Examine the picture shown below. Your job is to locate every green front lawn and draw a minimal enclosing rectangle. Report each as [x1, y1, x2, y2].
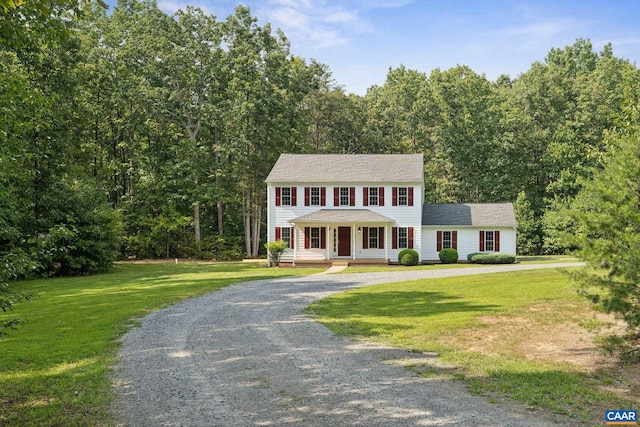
[307, 269, 638, 424]
[0, 262, 322, 426]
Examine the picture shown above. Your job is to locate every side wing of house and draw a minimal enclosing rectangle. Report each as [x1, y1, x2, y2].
[420, 203, 517, 262]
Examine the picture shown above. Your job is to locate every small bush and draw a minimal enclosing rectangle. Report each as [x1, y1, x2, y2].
[467, 252, 484, 261]
[398, 249, 419, 266]
[265, 240, 287, 266]
[439, 248, 458, 264]
[470, 253, 516, 264]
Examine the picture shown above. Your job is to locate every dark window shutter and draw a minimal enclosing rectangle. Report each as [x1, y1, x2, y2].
[392, 227, 398, 249]
[321, 187, 326, 206]
[320, 227, 326, 249]
[479, 231, 485, 251]
[392, 187, 398, 206]
[291, 187, 297, 206]
[408, 227, 414, 249]
[437, 230, 442, 251]
[379, 187, 385, 206]
[495, 230, 500, 252]
[408, 187, 414, 206]
[452, 231, 458, 250]
[304, 187, 310, 206]
[275, 227, 281, 241]
[305, 227, 310, 249]
[379, 227, 385, 249]
[363, 187, 368, 206]
[363, 227, 369, 249]
[276, 187, 281, 206]
[349, 187, 355, 206]
[334, 187, 339, 206]
[290, 228, 295, 249]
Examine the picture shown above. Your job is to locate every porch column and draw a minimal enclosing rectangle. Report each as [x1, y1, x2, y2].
[293, 225, 297, 266]
[326, 226, 330, 260]
[385, 224, 389, 261]
[352, 225, 356, 260]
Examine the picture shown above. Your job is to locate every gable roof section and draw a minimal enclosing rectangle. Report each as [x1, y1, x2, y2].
[265, 154, 424, 183]
[422, 203, 516, 227]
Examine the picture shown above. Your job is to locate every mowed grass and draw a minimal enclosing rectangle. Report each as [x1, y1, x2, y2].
[307, 269, 638, 424]
[0, 261, 322, 426]
[341, 255, 581, 273]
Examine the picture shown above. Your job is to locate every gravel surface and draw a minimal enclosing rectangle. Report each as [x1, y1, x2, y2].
[112, 263, 582, 426]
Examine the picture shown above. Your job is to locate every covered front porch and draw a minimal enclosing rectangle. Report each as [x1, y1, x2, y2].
[288, 209, 394, 263]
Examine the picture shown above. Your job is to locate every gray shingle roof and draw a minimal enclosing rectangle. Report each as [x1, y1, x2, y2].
[290, 209, 394, 223]
[265, 154, 424, 183]
[422, 203, 516, 227]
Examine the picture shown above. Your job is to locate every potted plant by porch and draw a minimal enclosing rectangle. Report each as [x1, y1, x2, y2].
[265, 240, 287, 267]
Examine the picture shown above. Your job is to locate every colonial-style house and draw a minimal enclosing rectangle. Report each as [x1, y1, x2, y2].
[265, 154, 516, 264]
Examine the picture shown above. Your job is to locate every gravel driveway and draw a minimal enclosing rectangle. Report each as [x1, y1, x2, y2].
[112, 263, 581, 426]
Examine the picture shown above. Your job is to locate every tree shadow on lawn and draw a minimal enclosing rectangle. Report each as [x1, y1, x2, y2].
[313, 290, 500, 319]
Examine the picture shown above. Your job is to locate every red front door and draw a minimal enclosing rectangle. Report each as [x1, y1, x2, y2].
[338, 227, 351, 256]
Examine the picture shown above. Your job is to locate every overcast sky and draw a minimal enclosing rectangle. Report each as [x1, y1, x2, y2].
[112, 0, 640, 95]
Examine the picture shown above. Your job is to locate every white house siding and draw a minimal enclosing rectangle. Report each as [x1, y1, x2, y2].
[421, 226, 517, 262]
[268, 183, 423, 262]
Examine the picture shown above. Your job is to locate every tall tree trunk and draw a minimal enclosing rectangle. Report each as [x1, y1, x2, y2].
[217, 200, 223, 237]
[244, 190, 251, 257]
[193, 202, 201, 243]
[251, 191, 261, 257]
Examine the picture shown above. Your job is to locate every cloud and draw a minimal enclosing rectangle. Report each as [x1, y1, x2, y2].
[260, 0, 409, 50]
[157, 0, 214, 16]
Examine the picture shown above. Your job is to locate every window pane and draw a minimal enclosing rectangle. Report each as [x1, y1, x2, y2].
[281, 187, 291, 205]
[442, 231, 452, 249]
[398, 227, 407, 248]
[398, 187, 407, 205]
[281, 228, 291, 248]
[369, 187, 378, 206]
[485, 231, 494, 252]
[311, 227, 320, 248]
[310, 187, 320, 205]
[340, 187, 350, 206]
[368, 227, 378, 249]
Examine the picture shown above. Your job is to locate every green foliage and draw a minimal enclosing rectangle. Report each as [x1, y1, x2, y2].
[513, 192, 542, 255]
[438, 248, 458, 264]
[265, 240, 287, 266]
[470, 254, 516, 264]
[570, 104, 640, 356]
[398, 249, 419, 266]
[466, 252, 484, 261]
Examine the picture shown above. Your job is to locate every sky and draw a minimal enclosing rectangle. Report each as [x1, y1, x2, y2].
[110, 0, 640, 95]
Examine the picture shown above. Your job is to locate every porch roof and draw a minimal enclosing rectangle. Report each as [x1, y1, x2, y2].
[289, 209, 393, 224]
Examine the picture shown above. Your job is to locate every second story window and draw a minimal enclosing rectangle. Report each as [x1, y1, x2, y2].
[334, 187, 355, 206]
[340, 187, 350, 206]
[398, 187, 408, 206]
[369, 187, 378, 206]
[276, 187, 296, 206]
[281, 187, 291, 206]
[392, 186, 413, 206]
[310, 187, 320, 206]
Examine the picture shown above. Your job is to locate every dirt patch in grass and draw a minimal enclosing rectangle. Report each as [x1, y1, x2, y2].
[458, 312, 640, 403]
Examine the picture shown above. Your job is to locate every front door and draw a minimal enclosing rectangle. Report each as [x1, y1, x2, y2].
[338, 227, 351, 256]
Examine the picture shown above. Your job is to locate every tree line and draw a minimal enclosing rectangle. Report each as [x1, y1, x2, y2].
[2, 0, 640, 272]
